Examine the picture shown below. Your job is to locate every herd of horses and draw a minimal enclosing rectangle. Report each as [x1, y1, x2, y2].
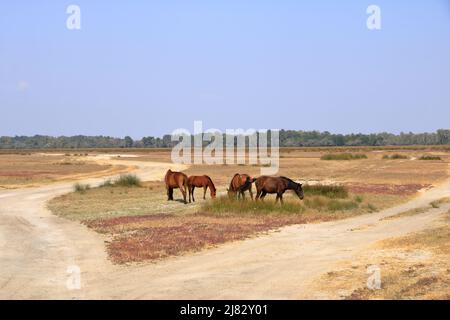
[164, 169, 304, 204]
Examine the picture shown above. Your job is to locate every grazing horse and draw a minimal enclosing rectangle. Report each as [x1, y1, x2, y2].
[187, 175, 217, 202]
[254, 176, 304, 203]
[164, 169, 189, 204]
[227, 173, 256, 200]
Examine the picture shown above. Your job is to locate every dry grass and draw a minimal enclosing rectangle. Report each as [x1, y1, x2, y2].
[0, 153, 125, 188]
[380, 207, 429, 221]
[48, 182, 196, 221]
[311, 212, 450, 299]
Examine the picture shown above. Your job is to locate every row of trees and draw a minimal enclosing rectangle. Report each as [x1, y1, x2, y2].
[1, 130, 449, 149]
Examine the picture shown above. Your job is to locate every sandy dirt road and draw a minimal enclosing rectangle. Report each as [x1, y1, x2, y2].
[0, 155, 449, 299]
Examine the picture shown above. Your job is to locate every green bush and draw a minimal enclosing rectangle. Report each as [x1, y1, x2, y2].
[383, 154, 408, 160]
[114, 174, 142, 187]
[99, 179, 113, 187]
[418, 155, 441, 161]
[320, 153, 367, 161]
[73, 183, 90, 194]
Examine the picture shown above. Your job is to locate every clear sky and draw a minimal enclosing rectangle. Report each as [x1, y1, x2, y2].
[1, 0, 449, 138]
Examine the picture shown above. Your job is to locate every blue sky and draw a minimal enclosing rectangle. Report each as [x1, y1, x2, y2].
[1, 0, 449, 138]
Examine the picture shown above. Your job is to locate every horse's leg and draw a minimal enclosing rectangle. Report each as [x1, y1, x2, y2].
[260, 191, 267, 201]
[255, 189, 261, 201]
[179, 182, 187, 204]
[167, 187, 173, 201]
[191, 186, 195, 202]
[248, 186, 254, 200]
[203, 186, 207, 200]
[181, 187, 187, 204]
[278, 193, 284, 204]
[188, 185, 192, 203]
[241, 190, 245, 200]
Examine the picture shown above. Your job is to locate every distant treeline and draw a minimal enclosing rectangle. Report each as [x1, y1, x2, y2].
[1, 130, 449, 149]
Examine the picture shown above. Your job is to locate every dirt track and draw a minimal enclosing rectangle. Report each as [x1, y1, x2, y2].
[0, 155, 449, 299]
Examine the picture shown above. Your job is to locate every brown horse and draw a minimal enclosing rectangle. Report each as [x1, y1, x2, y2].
[227, 173, 256, 200]
[164, 169, 189, 204]
[254, 176, 304, 203]
[187, 175, 217, 202]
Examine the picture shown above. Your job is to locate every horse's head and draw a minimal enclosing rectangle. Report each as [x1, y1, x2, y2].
[211, 189, 217, 198]
[295, 183, 304, 200]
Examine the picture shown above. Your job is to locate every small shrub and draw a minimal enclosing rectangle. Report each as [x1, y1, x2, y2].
[74, 183, 90, 194]
[354, 195, 364, 203]
[114, 174, 141, 187]
[367, 203, 377, 212]
[419, 155, 441, 161]
[383, 154, 408, 160]
[321, 153, 367, 161]
[303, 184, 349, 199]
[100, 179, 113, 187]
[430, 201, 439, 209]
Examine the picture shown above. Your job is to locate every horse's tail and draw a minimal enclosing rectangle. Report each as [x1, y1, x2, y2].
[239, 176, 255, 191]
[184, 175, 189, 190]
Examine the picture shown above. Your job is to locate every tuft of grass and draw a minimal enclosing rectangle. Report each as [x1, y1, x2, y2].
[326, 199, 359, 211]
[320, 153, 367, 161]
[430, 201, 440, 209]
[202, 195, 360, 216]
[201, 197, 305, 216]
[418, 155, 441, 161]
[113, 174, 141, 187]
[99, 179, 113, 187]
[303, 184, 349, 199]
[383, 154, 408, 160]
[73, 183, 90, 194]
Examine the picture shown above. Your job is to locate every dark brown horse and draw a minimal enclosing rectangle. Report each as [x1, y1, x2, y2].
[187, 175, 216, 202]
[254, 176, 304, 203]
[227, 173, 256, 200]
[164, 169, 189, 204]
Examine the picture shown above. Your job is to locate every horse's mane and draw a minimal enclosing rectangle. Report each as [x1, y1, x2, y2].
[204, 175, 216, 191]
[280, 176, 299, 187]
[280, 176, 295, 183]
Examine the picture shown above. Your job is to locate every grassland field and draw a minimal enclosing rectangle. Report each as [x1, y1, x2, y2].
[1, 146, 449, 299]
[34, 147, 448, 264]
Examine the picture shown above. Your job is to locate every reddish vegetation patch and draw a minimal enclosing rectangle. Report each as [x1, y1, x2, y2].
[346, 183, 430, 195]
[85, 214, 339, 264]
[0, 171, 53, 177]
